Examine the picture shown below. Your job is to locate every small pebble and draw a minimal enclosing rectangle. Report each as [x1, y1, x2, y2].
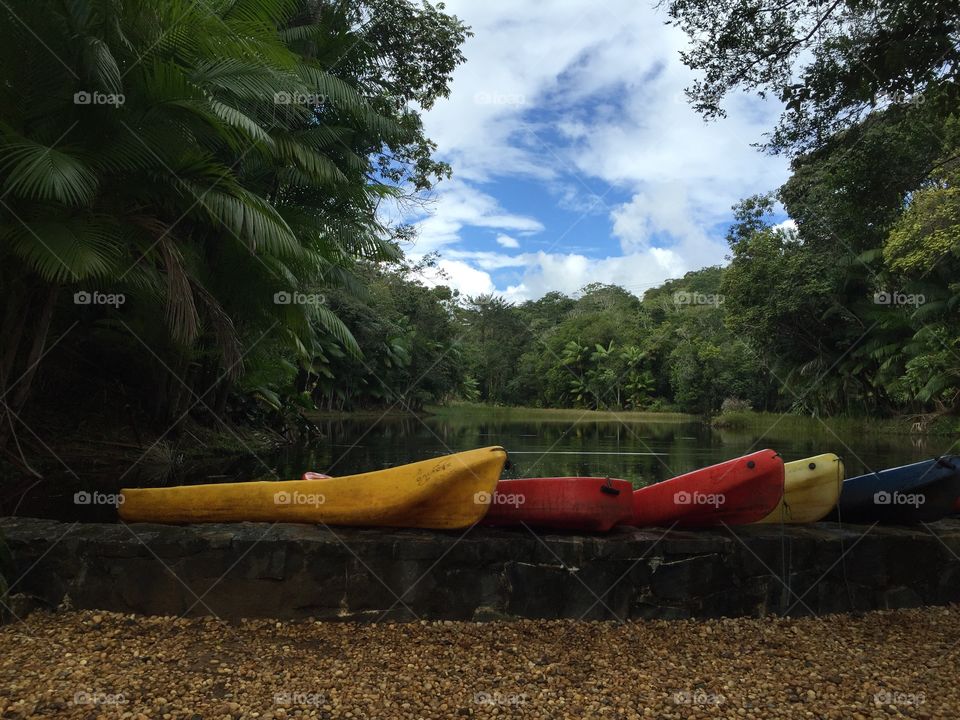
[0, 607, 957, 718]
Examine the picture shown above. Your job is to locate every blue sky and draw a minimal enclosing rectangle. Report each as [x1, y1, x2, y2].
[389, 0, 791, 301]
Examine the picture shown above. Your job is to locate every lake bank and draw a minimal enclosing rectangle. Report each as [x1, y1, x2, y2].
[711, 409, 960, 437]
[335, 402, 957, 440]
[431, 404, 957, 437]
[428, 403, 694, 423]
[3, 606, 958, 719]
[0, 413, 288, 485]
[0, 404, 292, 514]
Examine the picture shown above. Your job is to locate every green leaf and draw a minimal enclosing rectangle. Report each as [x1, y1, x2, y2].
[4, 217, 124, 282]
[0, 139, 98, 206]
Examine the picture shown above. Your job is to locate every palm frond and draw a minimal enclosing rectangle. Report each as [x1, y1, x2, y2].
[3, 217, 124, 282]
[81, 35, 123, 95]
[178, 179, 302, 258]
[0, 139, 98, 206]
[156, 234, 200, 344]
[273, 134, 348, 185]
[208, 99, 275, 147]
[191, 279, 244, 375]
[191, 58, 287, 100]
[310, 302, 361, 357]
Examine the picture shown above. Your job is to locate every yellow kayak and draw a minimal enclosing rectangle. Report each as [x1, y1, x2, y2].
[119, 447, 507, 529]
[754, 453, 844, 524]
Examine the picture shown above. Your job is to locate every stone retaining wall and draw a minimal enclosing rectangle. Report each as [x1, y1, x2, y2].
[3, 517, 959, 621]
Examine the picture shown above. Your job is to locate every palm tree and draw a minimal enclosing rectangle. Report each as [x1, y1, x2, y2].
[0, 0, 440, 445]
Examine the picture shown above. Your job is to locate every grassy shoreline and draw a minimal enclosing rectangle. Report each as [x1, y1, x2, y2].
[302, 408, 422, 422]
[427, 403, 693, 423]
[711, 409, 960, 436]
[307, 403, 958, 437]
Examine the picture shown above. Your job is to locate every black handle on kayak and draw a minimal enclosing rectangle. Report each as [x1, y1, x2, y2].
[600, 478, 621, 496]
[747, 460, 756, 469]
[936, 457, 956, 470]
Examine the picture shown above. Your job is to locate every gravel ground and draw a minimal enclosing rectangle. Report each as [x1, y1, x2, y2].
[0, 607, 958, 719]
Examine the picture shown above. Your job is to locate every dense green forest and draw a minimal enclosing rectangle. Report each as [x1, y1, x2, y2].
[1, 0, 958, 467]
[0, 0, 471, 459]
[311, 262, 769, 416]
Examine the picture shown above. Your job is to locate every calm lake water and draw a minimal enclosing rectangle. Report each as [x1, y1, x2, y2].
[8, 410, 953, 522]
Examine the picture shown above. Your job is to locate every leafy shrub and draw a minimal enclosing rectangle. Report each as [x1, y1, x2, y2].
[721, 397, 753, 413]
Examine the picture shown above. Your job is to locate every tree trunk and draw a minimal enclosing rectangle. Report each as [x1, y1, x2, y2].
[8, 285, 58, 414]
[294, 366, 309, 393]
[158, 354, 191, 425]
[0, 285, 57, 451]
[213, 377, 231, 418]
[0, 282, 28, 392]
[173, 361, 199, 421]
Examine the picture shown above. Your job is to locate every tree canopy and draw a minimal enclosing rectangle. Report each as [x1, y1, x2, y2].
[0, 0, 469, 450]
[667, 0, 959, 153]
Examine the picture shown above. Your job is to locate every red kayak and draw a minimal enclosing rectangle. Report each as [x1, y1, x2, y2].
[482, 477, 634, 531]
[630, 450, 784, 528]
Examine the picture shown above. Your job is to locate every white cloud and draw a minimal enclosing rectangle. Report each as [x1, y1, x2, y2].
[610, 184, 711, 253]
[773, 218, 797, 234]
[406, 180, 544, 255]
[419, 2, 632, 182]
[444, 248, 526, 271]
[420, 259, 496, 297]
[502, 249, 687, 303]
[400, 0, 789, 301]
[413, 246, 695, 304]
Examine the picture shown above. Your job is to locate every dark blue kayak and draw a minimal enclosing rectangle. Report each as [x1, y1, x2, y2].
[827, 456, 960, 524]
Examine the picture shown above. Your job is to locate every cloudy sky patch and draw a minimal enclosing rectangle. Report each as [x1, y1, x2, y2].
[399, 0, 790, 301]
